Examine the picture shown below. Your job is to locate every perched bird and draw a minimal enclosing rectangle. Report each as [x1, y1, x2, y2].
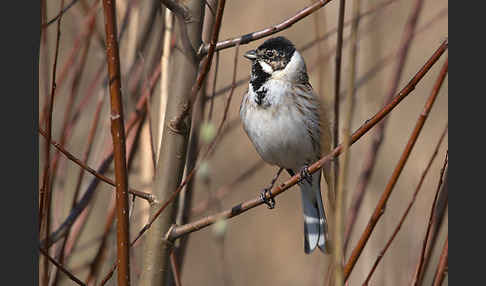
[240, 36, 333, 254]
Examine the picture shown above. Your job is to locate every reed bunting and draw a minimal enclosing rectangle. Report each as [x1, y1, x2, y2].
[240, 36, 333, 254]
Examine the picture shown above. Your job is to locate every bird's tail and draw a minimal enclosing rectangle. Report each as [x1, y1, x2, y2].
[292, 169, 330, 254]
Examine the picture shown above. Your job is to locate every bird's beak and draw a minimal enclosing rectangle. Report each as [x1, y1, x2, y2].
[244, 49, 257, 60]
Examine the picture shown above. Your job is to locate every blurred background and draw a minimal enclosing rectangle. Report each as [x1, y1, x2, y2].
[39, 0, 448, 285]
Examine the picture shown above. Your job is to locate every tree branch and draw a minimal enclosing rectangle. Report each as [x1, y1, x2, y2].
[343, 56, 448, 282]
[101, 0, 132, 282]
[198, 0, 335, 56]
[166, 40, 448, 241]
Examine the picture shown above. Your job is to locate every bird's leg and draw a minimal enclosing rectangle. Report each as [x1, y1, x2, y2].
[260, 167, 284, 209]
[299, 164, 313, 185]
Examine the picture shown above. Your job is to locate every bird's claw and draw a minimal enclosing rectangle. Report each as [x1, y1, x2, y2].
[300, 165, 313, 185]
[260, 188, 275, 209]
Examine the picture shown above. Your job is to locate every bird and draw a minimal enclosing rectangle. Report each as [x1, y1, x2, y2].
[239, 36, 334, 254]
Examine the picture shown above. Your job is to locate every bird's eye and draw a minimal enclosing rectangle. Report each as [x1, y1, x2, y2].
[265, 50, 275, 58]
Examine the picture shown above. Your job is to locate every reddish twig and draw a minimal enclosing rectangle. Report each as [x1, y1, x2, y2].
[40, 1, 65, 284]
[53, 93, 105, 286]
[333, 0, 345, 187]
[343, 55, 447, 282]
[99, 42, 241, 286]
[411, 151, 449, 286]
[85, 198, 116, 286]
[166, 40, 447, 241]
[44, 57, 161, 249]
[101, 0, 132, 283]
[198, 0, 335, 55]
[38, 128, 153, 201]
[362, 123, 448, 285]
[431, 236, 448, 286]
[343, 0, 427, 252]
[39, 247, 86, 286]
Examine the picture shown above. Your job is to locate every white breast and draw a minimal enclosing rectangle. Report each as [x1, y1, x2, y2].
[240, 80, 316, 170]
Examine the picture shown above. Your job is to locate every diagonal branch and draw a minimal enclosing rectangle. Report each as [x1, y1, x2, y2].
[362, 124, 448, 285]
[39, 247, 86, 286]
[38, 128, 154, 202]
[343, 57, 448, 282]
[431, 236, 448, 286]
[411, 152, 449, 286]
[198, 0, 335, 56]
[344, 0, 427, 251]
[166, 39, 448, 241]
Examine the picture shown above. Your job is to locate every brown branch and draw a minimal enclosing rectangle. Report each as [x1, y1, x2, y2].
[171, 0, 226, 132]
[166, 40, 448, 241]
[44, 55, 161, 249]
[343, 56, 448, 282]
[39, 247, 86, 286]
[210, 0, 434, 101]
[334, 0, 361, 283]
[101, 0, 131, 283]
[102, 40, 240, 286]
[40, 1, 65, 284]
[137, 0, 206, 284]
[411, 152, 449, 286]
[85, 198, 116, 286]
[343, 0, 427, 252]
[333, 0, 345, 194]
[362, 124, 448, 285]
[198, 0, 335, 56]
[38, 128, 154, 202]
[431, 236, 448, 286]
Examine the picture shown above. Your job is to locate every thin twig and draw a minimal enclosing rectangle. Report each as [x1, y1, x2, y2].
[362, 124, 448, 285]
[343, 56, 448, 282]
[40, 1, 65, 284]
[166, 40, 447, 241]
[85, 198, 116, 286]
[334, 0, 361, 284]
[39, 247, 86, 286]
[44, 57, 161, 248]
[333, 0, 345, 194]
[343, 0, 427, 252]
[198, 0, 335, 55]
[411, 151, 449, 286]
[38, 128, 154, 202]
[431, 236, 448, 286]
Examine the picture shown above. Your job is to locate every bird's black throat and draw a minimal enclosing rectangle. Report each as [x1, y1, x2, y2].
[250, 61, 270, 93]
[250, 61, 270, 105]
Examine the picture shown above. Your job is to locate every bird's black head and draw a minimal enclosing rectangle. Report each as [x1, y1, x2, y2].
[245, 37, 297, 92]
[244, 36, 296, 71]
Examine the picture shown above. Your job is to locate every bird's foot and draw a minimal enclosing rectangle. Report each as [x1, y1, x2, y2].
[300, 165, 313, 185]
[260, 188, 275, 209]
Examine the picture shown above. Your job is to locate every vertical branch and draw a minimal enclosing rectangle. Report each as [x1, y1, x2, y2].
[343, 57, 448, 282]
[344, 0, 426, 251]
[362, 124, 448, 285]
[101, 0, 131, 284]
[431, 236, 448, 286]
[139, 0, 206, 285]
[40, 1, 65, 285]
[411, 152, 449, 286]
[334, 0, 360, 284]
[157, 9, 174, 159]
[333, 0, 346, 185]
[174, 1, 217, 275]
